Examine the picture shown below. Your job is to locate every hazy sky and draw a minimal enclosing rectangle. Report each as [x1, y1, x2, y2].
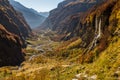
[15, 0, 64, 12]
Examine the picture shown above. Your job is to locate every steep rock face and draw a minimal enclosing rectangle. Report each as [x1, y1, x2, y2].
[9, 0, 46, 28]
[0, 0, 31, 47]
[0, 0, 31, 66]
[40, 0, 101, 33]
[0, 24, 24, 66]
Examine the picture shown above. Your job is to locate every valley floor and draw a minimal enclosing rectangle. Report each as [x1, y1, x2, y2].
[0, 30, 120, 80]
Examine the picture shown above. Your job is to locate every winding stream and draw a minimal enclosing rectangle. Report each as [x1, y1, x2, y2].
[27, 36, 54, 61]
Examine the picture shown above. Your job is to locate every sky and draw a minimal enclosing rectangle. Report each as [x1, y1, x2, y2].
[15, 0, 64, 12]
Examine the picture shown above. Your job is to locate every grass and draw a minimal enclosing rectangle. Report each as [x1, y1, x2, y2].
[1, 27, 120, 80]
[77, 36, 120, 80]
[0, 67, 12, 79]
[0, 33, 83, 80]
[0, 36, 119, 80]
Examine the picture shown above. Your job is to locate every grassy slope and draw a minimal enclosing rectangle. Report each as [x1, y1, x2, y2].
[0, 29, 119, 80]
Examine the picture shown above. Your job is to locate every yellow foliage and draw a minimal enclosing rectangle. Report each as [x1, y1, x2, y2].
[116, 11, 120, 19]
[67, 38, 82, 49]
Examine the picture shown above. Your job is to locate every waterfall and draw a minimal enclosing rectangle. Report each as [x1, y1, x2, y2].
[88, 17, 102, 51]
[97, 18, 102, 39]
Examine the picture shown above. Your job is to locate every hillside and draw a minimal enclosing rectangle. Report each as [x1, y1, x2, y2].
[0, 0, 31, 66]
[39, 0, 102, 35]
[9, 0, 46, 28]
[39, 0, 120, 63]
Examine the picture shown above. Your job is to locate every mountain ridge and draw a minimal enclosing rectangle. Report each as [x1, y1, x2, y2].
[39, 0, 102, 32]
[9, 0, 46, 28]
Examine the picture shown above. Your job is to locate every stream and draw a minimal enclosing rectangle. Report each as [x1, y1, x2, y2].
[27, 36, 54, 62]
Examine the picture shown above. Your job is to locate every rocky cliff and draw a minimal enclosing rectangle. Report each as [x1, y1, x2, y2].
[0, 24, 24, 66]
[0, 0, 31, 66]
[40, 0, 102, 33]
[0, 0, 32, 46]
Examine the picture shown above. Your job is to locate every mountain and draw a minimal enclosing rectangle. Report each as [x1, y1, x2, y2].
[0, 0, 31, 66]
[39, 0, 102, 33]
[28, 8, 49, 17]
[39, 0, 120, 62]
[39, 12, 49, 17]
[9, 0, 46, 28]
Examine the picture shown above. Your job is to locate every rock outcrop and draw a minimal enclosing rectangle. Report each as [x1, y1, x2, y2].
[0, 0, 32, 47]
[0, 24, 24, 66]
[0, 0, 32, 66]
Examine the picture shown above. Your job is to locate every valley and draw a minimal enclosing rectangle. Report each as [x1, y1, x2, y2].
[0, 29, 120, 80]
[0, 30, 80, 80]
[0, 0, 120, 80]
